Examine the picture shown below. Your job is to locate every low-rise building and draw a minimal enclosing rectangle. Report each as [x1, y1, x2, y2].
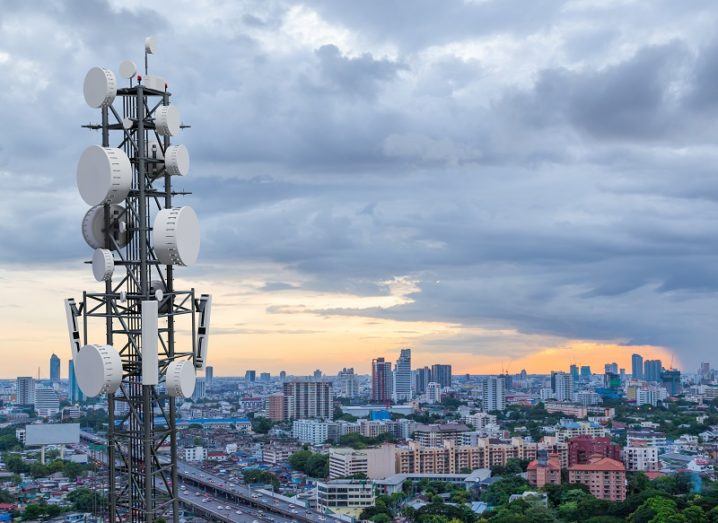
[183, 447, 207, 462]
[623, 445, 659, 472]
[293, 419, 330, 445]
[626, 431, 667, 448]
[316, 479, 375, 513]
[328, 445, 397, 479]
[544, 402, 588, 418]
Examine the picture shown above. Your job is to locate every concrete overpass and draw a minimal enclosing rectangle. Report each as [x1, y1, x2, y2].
[79, 431, 344, 522]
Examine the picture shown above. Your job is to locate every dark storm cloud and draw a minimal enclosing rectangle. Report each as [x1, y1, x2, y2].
[2, 0, 718, 367]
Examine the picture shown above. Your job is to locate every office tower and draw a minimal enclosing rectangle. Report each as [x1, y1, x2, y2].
[205, 366, 214, 386]
[393, 348, 412, 402]
[644, 360, 662, 383]
[699, 362, 710, 379]
[260, 372, 271, 382]
[569, 365, 579, 387]
[604, 372, 621, 390]
[279, 370, 287, 381]
[552, 372, 573, 402]
[68, 360, 84, 404]
[482, 376, 506, 412]
[580, 366, 592, 380]
[35, 386, 60, 417]
[16, 377, 35, 406]
[337, 368, 358, 398]
[431, 364, 452, 389]
[631, 354, 643, 379]
[49, 354, 61, 383]
[604, 362, 618, 375]
[414, 366, 432, 395]
[192, 378, 206, 400]
[245, 370, 256, 382]
[661, 370, 682, 396]
[371, 357, 393, 403]
[313, 369, 323, 379]
[283, 381, 333, 420]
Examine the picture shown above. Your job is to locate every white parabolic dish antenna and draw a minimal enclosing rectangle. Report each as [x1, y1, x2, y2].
[92, 248, 114, 282]
[119, 59, 137, 79]
[77, 145, 132, 205]
[153, 206, 200, 266]
[83, 67, 117, 108]
[82, 204, 133, 250]
[165, 145, 190, 176]
[75, 344, 123, 397]
[145, 36, 157, 54]
[155, 105, 181, 136]
[166, 360, 196, 398]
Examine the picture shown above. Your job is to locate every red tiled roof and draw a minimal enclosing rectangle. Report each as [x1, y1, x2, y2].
[568, 456, 625, 472]
[527, 455, 561, 471]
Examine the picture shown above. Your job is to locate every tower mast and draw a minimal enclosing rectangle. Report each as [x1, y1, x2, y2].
[65, 37, 212, 522]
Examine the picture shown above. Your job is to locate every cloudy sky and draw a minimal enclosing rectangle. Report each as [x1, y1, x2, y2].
[2, 0, 717, 378]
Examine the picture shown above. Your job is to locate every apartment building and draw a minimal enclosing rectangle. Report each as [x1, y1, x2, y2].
[568, 456, 626, 501]
[623, 445, 659, 472]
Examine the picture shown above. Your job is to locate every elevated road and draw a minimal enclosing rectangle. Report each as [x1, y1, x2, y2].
[79, 431, 342, 522]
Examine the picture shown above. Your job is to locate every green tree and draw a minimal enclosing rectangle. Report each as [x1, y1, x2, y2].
[481, 475, 529, 506]
[629, 496, 681, 523]
[251, 416, 273, 434]
[288, 450, 328, 478]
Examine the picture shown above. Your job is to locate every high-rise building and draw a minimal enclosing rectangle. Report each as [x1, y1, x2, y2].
[482, 376, 506, 412]
[631, 354, 643, 379]
[267, 393, 286, 421]
[283, 381, 333, 420]
[604, 362, 618, 375]
[245, 370, 256, 382]
[280, 370, 287, 381]
[337, 368, 358, 398]
[205, 366, 214, 386]
[699, 362, 711, 379]
[68, 360, 84, 404]
[313, 369, 323, 379]
[371, 358, 393, 403]
[661, 370, 682, 396]
[580, 366, 592, 380]
[49, 354, 61, 383]
[192, 378, 206, 400]
[644, 360, 662, 383]
[393, 348, 412, 402]
[431, 364, 452, 389]
[426, 382, 442, 404]
[569, 365, 579, 387]
[552, 372, 573, 402]
[260, 372, 271, 382]
[35, 386, 60, 417]
[414, 367, 431, 394]
[16, 377, 35, 406]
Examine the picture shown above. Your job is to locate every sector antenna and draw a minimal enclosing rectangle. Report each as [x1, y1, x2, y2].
[64, 37, 212, 522]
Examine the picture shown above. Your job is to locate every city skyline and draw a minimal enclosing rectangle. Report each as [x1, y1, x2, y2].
[1, 1, 717, 378]
[18, 346, 692, 382]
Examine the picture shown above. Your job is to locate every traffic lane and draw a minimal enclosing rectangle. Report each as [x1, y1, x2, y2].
[178, 487, 297, 523]
[178, 463, 334, 521]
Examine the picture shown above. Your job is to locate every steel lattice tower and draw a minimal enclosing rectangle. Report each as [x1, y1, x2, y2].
[64, 39, 211, 522]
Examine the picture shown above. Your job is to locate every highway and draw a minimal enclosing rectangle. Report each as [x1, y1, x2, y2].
[79, 431, 343, 522]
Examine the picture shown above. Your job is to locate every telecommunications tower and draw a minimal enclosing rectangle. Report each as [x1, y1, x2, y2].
[64, 37, 212, 522]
